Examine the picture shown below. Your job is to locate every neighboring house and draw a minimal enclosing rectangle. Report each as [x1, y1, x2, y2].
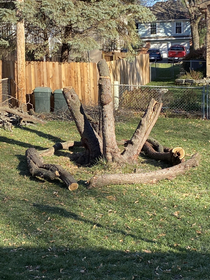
[137, 0, 191, 58]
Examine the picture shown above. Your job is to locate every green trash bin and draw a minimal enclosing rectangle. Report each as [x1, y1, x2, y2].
[54, 89, 68, 113]
[34, 87, 52, 113]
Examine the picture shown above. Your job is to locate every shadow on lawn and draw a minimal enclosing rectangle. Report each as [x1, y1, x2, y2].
[1, 189, 210, 279]
[0, 126, 65, 151]
[1, 198, 209, 279]
[32, 203, 153, 243]
[1, 246, 209, 280]
[21, 126, 64, 144]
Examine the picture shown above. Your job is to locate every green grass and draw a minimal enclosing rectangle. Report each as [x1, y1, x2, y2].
[148, 62, 181, 86]
[1, 117, 210, 280]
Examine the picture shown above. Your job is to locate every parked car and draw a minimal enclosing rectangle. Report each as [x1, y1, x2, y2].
[168, 45, 186, 62]
[147, 49, 162, 62]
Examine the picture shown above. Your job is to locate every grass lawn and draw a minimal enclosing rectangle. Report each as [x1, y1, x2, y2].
[0, 115, 210, 280]
[148, 62, 181, 86]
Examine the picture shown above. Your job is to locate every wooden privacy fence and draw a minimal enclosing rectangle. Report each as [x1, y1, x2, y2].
[1, 54, 149, 107]
[108, 54, 150, 86]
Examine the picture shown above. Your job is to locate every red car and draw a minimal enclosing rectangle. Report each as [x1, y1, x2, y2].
[168, 45, 187, 62]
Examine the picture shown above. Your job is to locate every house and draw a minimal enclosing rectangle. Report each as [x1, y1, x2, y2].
[137, 0, 191, 58]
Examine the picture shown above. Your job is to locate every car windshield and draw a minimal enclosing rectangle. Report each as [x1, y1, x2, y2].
[170, 46, 184, 51]
[148, 49, 159, 53]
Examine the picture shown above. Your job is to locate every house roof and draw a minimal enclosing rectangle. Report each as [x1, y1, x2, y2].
[150, 0, 190, 20]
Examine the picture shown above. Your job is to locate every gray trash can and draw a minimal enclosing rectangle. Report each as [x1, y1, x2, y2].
[54, 89, 68, 112]
[34, 87, 52, 113]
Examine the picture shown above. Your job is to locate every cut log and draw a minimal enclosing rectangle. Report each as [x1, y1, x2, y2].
[0, 106, 46, 124]
[39, 141, 82, 157]
[142, 141, 185, 165]
[147, 137, 164, 153]
[26, 148, 78, 190]
[88, 153, 200, 188]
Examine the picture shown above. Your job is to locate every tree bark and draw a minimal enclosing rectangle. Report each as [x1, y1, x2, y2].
[97, 59, 122, 163]
[61, 43, 69, 62]
[26, 148, 78, 190]
[142, 141, 185, 165]
[0, 106, 46, 124]
[121, 98, 162, 163]
[88, 153, 200, 188]
[63, 87, 102, 164]
[190, 18, 202, 50]
[16, 0, 26, 106]
[183, 0, 203, 50]
[39, 141, 82, 157]
[61, 25, 72, 62]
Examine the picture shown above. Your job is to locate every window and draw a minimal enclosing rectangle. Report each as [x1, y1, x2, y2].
[150, 23, 156, 34]
[176, 22, 182, 34]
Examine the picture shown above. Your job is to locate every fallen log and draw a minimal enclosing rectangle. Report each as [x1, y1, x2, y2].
[39, 141, 82, 157]
[0, 106, 46, 131]
[142, 141, 185, 165]
[0, 106, 46, 124]
[88, 153, 200, 188]
[26, 148, 78, 190]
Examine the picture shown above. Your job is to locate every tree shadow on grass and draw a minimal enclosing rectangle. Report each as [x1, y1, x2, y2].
[21, 126, 65, 143]
[0, 136, 37, 150]
[32, 203, 153, 243]
[1, 185, 210, 280]
[0, 246, 209, 280]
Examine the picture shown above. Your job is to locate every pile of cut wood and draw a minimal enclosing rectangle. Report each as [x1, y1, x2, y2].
[0, 106, 45, 131]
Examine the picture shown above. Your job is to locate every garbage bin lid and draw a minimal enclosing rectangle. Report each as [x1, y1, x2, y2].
[53, 89, 63, 94]
[33, 87, 52, 93]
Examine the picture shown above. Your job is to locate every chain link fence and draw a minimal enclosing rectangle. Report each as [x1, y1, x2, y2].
[150, 60, 206, 81]
[113, 84, 205, 118]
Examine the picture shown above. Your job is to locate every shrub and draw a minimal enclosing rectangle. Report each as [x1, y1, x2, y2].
[179, 69, 204, 80]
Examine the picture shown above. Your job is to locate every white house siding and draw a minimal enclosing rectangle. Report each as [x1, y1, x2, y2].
[138, 20, 191, 58]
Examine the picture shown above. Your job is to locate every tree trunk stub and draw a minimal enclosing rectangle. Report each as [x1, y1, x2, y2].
[63, 87, 102, 164]
[121, 98, 162, 163]
[97, 59, 121, 163]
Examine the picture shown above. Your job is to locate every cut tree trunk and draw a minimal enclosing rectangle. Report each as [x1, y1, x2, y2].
[63, 86, 102, 164]
[88, 153, 200, 188]
[142, 141, 185, 165]
[62, 59, 163, 165]
[97, 59, 121, 162]
[121, 98, 162, 163]
[26, 147, 78, 191]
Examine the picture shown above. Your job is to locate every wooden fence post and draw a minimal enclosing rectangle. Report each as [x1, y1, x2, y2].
[16, 0, 26, 107]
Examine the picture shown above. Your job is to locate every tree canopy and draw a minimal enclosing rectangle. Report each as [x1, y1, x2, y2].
[0, 0, 155, 61]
